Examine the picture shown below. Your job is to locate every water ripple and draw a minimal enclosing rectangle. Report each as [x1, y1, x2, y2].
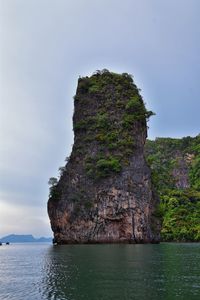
[0, 243, 200, 300]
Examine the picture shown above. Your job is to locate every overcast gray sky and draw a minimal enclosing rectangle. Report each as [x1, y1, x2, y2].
[0, 0, 199, 237]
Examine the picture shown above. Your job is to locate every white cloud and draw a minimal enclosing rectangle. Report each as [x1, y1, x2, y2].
[0, 199, 52, 237]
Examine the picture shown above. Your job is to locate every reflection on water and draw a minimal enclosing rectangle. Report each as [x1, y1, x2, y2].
[0, 243, 200, 299]
[42, 243, 200, 300]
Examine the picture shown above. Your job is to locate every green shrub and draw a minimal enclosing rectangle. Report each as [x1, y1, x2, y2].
[96, 157, 121, 177]
[190, 157, 200, 190]
[48, 177, 60, 201]
[73, 119, 88, 130]
[125, 96, 141, 111]
[122, 114, 137, 128]
[96, 113, 109, 129]
[78, 78, 90, 93]
[116, 100, 125, 108]
[108, 143, 118, 150]
[85, 155, 122, 179]
[118, 137, 134, 148]
[88, 83, 101, 93]
[125, 96, 154, 121]
[74, 116, 96, 131]
[48, 177, 58, 187]
[95, 131, 119, 143]
[158, 190, 200, 241]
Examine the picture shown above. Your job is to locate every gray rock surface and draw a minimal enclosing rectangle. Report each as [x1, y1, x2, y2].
[48, 71, 160, 244]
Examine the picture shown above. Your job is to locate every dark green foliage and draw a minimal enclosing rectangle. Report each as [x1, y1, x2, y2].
[48, 177, 58, 187]
[73, 119, 88, 130]
[145, 110, 155, 119]
[73, 116, 96, 131]
[77, 69, 134, 95]
[125, 95, 141, 111]
[122, 114, 137, 129]
[118, 136, 134, 148]
[78, 78, 91, 93]
[88, 84, 101, 93]
[190, 158, 200, 190]
[49, 186, 61, 201]
[159, 190, 200, 241]
[86, 155, 122, 179]
[58, 167, 66, 176]
[145, 135, 200, 241]
[96, 157, 121, 177]
[96, 113, 109, 129]
[116, 100, 125, 108]
[95, 131, 118, 143]
[123, 96, 154, 129]
[48, 177, 62, 201]
[189, 142, 200, 190]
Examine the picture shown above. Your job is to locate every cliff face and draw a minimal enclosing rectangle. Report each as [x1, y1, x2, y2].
[145, 137, 200, 191]
[145, 136, 200, 241]
[48, 70, 160, 244]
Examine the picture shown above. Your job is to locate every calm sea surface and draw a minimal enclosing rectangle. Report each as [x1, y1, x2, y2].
[0, 243, 199, 300]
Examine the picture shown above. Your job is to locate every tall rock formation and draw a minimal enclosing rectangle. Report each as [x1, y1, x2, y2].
[48, 70, 160, 244]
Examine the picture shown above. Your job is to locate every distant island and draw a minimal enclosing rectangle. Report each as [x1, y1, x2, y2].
[0, 234, 52, 243]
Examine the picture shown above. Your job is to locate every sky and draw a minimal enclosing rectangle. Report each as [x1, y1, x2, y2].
[0, 0, 199, 237]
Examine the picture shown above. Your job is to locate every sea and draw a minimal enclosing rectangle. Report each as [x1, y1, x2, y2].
[0, 243, 199, 300]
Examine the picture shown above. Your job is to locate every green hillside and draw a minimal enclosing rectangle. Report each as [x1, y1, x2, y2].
[145, 135, 200, 241]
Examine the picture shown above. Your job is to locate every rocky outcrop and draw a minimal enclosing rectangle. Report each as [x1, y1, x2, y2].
[145, 137, 199, 191]
[171, 151, 190, 189]
[145, 135, 200, 242]
[48, 70, 160, 244]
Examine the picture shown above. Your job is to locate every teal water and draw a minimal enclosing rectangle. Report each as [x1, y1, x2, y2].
[0, 243, 199, 300]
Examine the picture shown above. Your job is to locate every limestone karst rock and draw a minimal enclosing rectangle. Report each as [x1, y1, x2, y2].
[48, 70, 160, 244]
[145, 135, 200, 242]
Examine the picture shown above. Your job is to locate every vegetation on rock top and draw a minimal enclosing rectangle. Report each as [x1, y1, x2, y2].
[73, 69, 154, 180]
